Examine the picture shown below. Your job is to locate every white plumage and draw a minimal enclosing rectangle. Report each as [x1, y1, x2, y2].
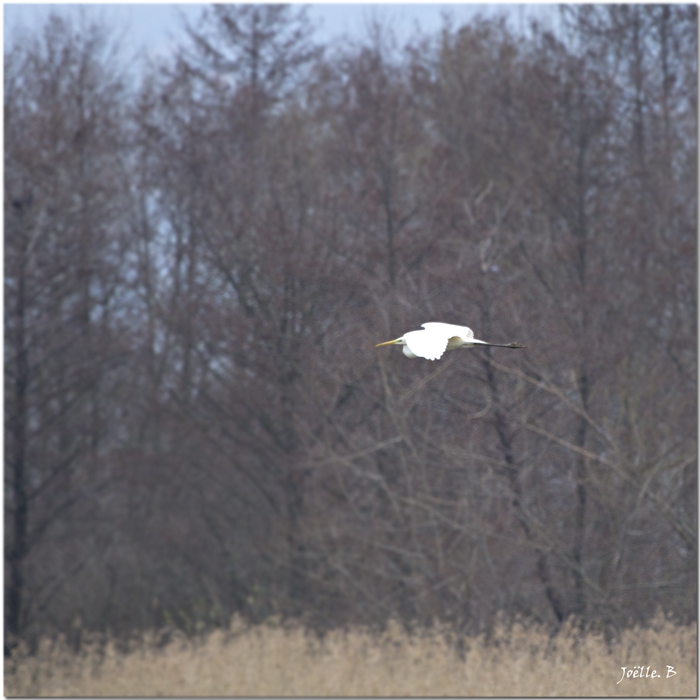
[376, 322, 524, 361]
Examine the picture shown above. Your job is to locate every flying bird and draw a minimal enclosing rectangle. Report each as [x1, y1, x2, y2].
[376, 322, 525, 361]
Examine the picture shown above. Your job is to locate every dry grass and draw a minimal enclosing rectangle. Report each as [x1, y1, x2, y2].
[5, 615, 696, 697]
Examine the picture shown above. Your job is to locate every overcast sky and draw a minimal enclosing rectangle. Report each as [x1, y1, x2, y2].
[4, 4, 559, 62]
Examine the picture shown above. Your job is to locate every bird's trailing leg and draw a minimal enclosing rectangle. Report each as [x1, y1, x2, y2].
[496, 342, 526, 349]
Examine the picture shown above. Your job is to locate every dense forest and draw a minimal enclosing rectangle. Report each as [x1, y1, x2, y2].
[5, 5, 697, 653]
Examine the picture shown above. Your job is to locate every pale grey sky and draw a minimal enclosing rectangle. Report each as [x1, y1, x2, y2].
[4, 4, 559, 62]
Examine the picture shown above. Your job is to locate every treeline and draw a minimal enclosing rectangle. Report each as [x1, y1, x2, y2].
[5, 5, 697, 652]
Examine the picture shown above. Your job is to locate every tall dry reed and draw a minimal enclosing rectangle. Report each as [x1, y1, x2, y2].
[5, 615, 696, 697]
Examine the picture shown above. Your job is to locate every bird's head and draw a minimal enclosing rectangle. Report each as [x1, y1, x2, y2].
[376, 336, 418, 358]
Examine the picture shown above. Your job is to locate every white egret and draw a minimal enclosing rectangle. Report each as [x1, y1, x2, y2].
[376, 322, 525, 360]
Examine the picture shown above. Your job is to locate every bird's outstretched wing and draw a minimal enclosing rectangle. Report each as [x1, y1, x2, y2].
[422, 322, 474, 340]
[404, 329, 450, 360]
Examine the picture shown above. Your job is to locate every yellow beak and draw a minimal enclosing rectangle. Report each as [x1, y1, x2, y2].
[375, 338, 401, 347]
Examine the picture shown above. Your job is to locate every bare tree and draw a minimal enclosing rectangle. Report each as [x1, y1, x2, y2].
[4, 5, 696, 649]
[4, 14, 133, 649]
